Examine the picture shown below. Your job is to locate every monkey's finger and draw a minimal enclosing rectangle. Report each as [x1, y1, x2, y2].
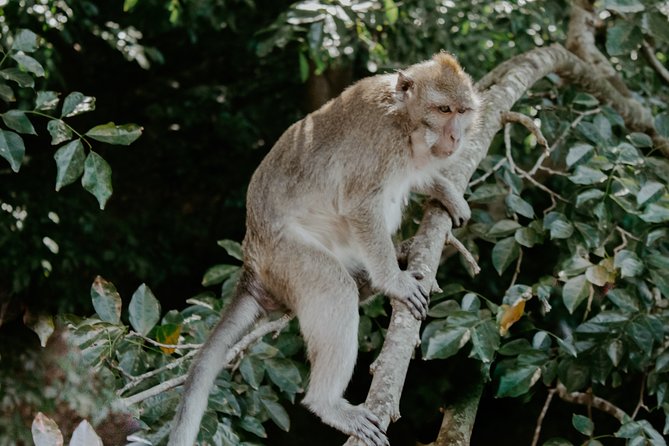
[412, 270, 425, 280]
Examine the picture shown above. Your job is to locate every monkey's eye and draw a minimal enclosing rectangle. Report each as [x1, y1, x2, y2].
[437, 105, 452, 113]
[458, 107, 468, 114]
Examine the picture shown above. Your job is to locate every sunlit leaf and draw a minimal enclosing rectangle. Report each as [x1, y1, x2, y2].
[61, 92, 96, 118]
[47, 119, 72, 145]
[31, 412, 63, 446]
[155, 324, 181, 354]
[85, 122, 142, 145]
[11, 53, 45, 77]
[23, 312, 55, 348]
[562, 275, 590, 314]
[217, 239, 243, 261]
[69, 420, 102, 446]
[35, 91, 59, 110]
[12, 29, 39, 53]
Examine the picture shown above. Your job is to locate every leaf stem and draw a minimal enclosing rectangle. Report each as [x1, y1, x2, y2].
[25, 110, 93, 149]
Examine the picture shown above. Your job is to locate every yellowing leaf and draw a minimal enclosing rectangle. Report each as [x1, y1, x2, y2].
[499, 299, 526, 336]
[155, 324, 181, 354]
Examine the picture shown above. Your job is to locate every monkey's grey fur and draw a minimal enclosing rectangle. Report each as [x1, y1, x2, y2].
[169, 52, 480, 446]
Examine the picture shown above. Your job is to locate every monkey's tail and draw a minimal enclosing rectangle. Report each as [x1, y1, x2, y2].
[168, 280, 264, 446]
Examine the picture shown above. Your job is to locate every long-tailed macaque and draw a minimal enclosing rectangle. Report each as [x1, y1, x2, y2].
[169, 52, 480, 446]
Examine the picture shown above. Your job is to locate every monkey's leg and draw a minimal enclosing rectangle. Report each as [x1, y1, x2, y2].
[270, 239, 389, 446]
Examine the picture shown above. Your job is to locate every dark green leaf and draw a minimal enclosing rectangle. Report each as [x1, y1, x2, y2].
[629, 320, 654, 355]
[533, 331, 552, 351]
[2, 110, 36, 135]
[492, 236, 520, 275]
[47, 119, 72, 145]
[461, 293, 480, 312]
[90, 276, 121, 324]
[81, 151, 113, 210]
[469, 183, 506, 203]
[557, 338, 577, 357]
[614, 142, 643, 165]
[240, 356, 265, 389]
[239, 416, 267, 438]
[424, 326, 469, 360]
[128, 284, 161, 336]
[569, 165, 607, 185]
[606, 20, 642, 56]
[217, 239, 243, 261]
[562, 275, 590, 314]
[0, 129, 25, 172]
[497, 365, 541, 397]
[428, 299, 460, 318]
[572, 93, 599, 108]
[12, 29, 39, 52]
[487, 219, 522, 238]
[639, 203, 669, 223]
[470, 320, 499, 363]
[202, 264, 239, 287]
[655, 113, 669, 138]
[515, 227, 540, 248]
[53, 139, 85, 191]
[544, 212, 574, 239]
[506, 194, 535, 218]
[576, 189, 605, 208]
[607, 339, 624, 367]
[655, 351, 669, 374]
[35, 91, 59, 111]
[637, 181, 664, 207]
[61, 92, 96, 118]
[266, 358, 302, 394]
[85, 122, 142, 145]
[260, 395, 290, 432]
[627, 132, 652, 148]
[572, 414, 594, 436]
[209, 387, 241, 416]
[0, 83, 15, 102]
[542, 438, 573, 446]
[0, 68, 34, 87]
[11, 53, 44, 77]
[647, 10, 669, 43]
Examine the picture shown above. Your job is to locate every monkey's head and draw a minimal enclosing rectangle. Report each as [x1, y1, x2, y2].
[395, 52, 481, 158]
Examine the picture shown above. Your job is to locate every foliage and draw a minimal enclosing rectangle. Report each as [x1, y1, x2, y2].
[1, 0, 669, 445]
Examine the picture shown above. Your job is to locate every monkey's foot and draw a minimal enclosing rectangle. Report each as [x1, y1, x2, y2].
[307, 401, 389, 446]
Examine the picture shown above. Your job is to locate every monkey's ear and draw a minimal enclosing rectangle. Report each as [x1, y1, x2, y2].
[395, 71, 414, 101]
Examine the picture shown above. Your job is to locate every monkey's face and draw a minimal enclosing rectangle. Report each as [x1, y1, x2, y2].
[421, 89, 479, 158]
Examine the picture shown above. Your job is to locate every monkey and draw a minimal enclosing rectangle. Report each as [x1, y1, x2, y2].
[168, 52, 480, 446]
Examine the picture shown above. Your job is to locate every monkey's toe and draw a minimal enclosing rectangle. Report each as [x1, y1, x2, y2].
[350, 406, 389, 446]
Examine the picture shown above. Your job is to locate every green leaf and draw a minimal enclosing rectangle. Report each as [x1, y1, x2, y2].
[260, 395, 290, 432]
[576, 189, 605, 208]
[239, 416, 267, 438]
[428, 299, 460, 318]
[384, 0, 398, 24]
[202, 264, 239, 287]
[128, 284, 161, 336]
[572, 414, 594, 436]
[497, 365, 541, 397]
[0, 68, 34, 87]
[562, 275, 590, 314]
[217, 239, 243, 261]
[61, 92, 96, 118]
[647, 10, 669, 43]
[53, 139, 85, 191]
[627, 132, 652, 148]
[557, 338, 577, 357]
[31, 412, 64, 446]
[639, 203, 669, 223]
[566, 143, 593, 168]
[209, 387, 241, 416]
[585, 265, 610, 287]
[487, 219, 522, 238]
[123, 0, 139, 11]
[85, 122, 142, 145]
[240, 356, 265, 389]
[492, 236, 520, 275]
[82, 151, 113, 210]
[572, 93, 599, 108]
[569, 165, 607, 185]
[47, 119, 72, 145]
[470, 320, 500, 363]
[0, 129, 25, 172]
[424, 326, 469, 359]
[606, 20, 642, 56]
[607, 339, 624, 366]
[12, 29, 39, 53]
[637, 181, 664, 207]
[0, 83, 15, 102]
[506, 194, 535, 218]
[515, 227, 540, 248]
[35, 91, 59, 111]
[11, 53, 45, 77]
[614, 250, 643, 278]
[603, 0, 644, 13]
[544, 212, 574, 239]
[469, 183, 506, 203]
[542, 439, 574, 446]
[1, 110, 36, 135]
[298, 51, 310, 83]
[656, 113, 669, 138]
[266, 358, 302, 394]
[90, 276, 122, 324]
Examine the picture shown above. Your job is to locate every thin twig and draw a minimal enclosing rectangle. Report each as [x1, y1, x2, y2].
[631, 376, 648, 419]
[510, 248, 523, 287]
[446, 232, 481, 275]
[642, 40, 669, 85]
[501, 110, 549, 150]
[556, 383, 628, 422]
[613, 226, 641, 254]
[468, 157, 507, 188]
[548, 108, 601, 155]
[127, 331, 202, 350]
[531, 388, 557, 446]
[117, 350, 198, 396]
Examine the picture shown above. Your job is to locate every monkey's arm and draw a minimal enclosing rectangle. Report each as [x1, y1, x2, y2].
[428, 175, 471, 227]
[349, 204, 429, 319]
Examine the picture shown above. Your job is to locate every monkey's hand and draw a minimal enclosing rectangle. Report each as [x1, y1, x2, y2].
[384, 271, 429, 319]
[441, 193, 471, 227]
